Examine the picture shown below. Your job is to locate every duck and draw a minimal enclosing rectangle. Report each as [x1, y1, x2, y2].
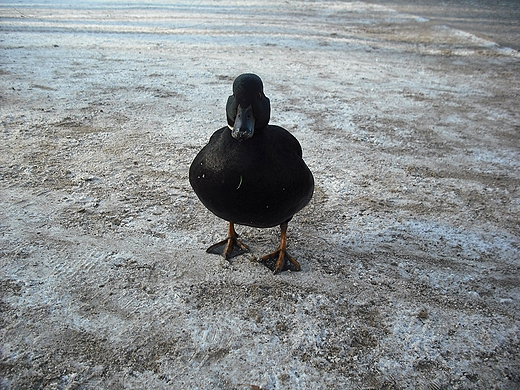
[189, 73, 314, 274]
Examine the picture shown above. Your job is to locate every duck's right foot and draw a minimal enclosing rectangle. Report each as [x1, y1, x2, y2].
[206, 222, 249, 260]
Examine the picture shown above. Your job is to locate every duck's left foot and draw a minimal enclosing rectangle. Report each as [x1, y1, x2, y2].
[260, 221, 301, 274]
[206, 222, 249, 260]
[260, 250, 301, 274]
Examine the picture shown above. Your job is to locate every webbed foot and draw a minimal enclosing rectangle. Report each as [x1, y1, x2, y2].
[260, 249, 301, 274]
[260, 221, 301, 274]
[206, 222, 249, 260]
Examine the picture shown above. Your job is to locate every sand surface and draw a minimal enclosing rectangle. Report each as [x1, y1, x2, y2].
[1, 1, 519, 389]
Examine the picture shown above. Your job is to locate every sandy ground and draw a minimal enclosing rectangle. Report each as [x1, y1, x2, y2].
[1, 1, 519, 389]
[366, 0, 520, 51]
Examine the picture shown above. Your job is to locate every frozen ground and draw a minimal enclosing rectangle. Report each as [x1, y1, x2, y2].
[1, 1, 519, 389]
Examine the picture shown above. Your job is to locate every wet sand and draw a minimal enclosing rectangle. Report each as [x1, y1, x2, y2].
[369, 0, 520, 50]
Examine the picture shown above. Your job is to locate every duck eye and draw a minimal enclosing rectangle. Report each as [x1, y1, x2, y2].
[257, 92, 262, 99]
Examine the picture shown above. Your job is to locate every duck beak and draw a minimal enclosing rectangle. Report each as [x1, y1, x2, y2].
[231, 105, 255, 141]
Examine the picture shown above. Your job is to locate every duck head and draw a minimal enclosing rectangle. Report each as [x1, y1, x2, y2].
[226, 73, 271, 141]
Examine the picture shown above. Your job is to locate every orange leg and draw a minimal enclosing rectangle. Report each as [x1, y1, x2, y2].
[260, 222, 301, 274]
[206, 222, 249, 259]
